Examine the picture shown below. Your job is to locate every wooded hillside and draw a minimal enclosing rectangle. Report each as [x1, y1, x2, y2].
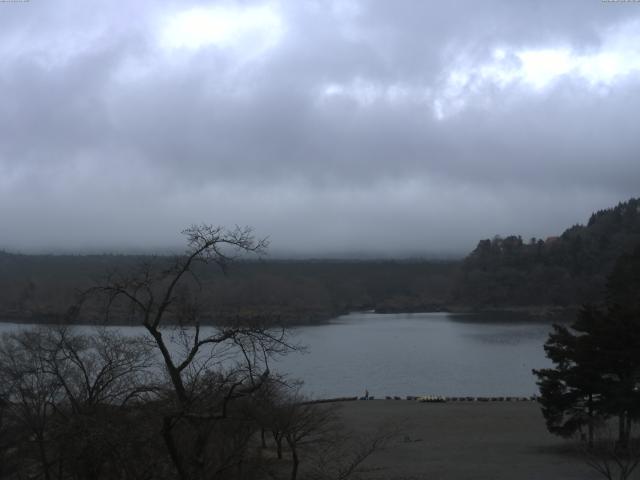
[453, 198, 640, 308]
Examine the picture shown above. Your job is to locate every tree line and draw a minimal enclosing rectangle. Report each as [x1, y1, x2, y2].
[455, 197, 640, 308]
[0, 252, 457, 325]
[0, 197, 638, 325]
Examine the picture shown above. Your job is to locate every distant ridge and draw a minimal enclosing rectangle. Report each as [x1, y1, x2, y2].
[1, 198, 639, 324]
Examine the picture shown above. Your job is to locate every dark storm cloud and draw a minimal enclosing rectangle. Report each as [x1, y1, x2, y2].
[0, 0, 638, 254]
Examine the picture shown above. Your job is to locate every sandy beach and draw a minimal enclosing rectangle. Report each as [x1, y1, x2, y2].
[334, 400, 601, 480]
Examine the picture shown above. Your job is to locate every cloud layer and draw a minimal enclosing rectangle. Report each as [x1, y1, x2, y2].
[1, 0, 639, 255]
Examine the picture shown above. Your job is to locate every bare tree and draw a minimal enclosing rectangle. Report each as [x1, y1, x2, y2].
[0, 352, 17, 478]
[0, 329, 64, 480]
[0, 326, 158, 480]
[84, 225, 297, 480]
[580, 425, 640, 480]
[0, 225, 385, 480]
[283, 401, 337, 480]
[36, 326, 155, 410]
[307, 424, 396, 480]
[249, 380, 395, 480]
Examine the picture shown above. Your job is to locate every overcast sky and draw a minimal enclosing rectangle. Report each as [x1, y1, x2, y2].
[1, 0, 639, 256]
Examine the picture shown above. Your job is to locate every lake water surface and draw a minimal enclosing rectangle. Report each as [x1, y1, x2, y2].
[0, 312, 554, 399]
[276, 312, 553, 398]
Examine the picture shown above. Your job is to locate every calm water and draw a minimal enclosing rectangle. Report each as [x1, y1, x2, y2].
[0, 312, 554, 399]
[276, 312, 553, 398]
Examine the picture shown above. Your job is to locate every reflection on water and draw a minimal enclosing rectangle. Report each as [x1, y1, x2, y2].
[0, 312, 554, 399]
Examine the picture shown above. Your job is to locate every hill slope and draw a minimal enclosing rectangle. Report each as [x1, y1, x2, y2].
[452, 197, 640, 308]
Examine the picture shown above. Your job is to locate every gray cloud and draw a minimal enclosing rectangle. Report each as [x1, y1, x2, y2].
[0, 0, 638, 255]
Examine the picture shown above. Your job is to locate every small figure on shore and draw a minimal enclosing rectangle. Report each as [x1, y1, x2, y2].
[365, 389, 369, 400]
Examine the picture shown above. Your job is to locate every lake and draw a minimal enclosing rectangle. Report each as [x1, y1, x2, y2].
[276, 312, 553, 398]
[0, 312, 555, 399]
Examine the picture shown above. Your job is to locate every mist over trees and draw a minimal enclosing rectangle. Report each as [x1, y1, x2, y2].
[0, 253, 457, 325]
[0, 197, 638, 326]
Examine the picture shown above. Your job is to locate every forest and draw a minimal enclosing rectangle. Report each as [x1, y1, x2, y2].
[0, 197, 639, 325]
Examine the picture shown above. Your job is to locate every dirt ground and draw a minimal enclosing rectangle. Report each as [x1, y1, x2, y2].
[333, 400, 602, 480]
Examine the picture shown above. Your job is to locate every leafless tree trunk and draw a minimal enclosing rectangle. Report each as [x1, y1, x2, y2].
[83, 225, 296, 480]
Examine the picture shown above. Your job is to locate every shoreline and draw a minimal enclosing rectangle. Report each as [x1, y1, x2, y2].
[0, 305, 577, 326]
[304, 395, 538, 404]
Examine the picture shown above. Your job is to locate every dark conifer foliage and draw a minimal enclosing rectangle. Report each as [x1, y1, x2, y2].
[534, 246, 640, 448]
[456, 198, 640, 307]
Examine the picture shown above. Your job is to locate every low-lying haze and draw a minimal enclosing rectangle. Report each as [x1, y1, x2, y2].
[1, 1, 638, 256]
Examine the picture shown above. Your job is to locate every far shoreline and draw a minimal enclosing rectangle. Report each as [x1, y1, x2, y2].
[0, 304, 578, 326]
